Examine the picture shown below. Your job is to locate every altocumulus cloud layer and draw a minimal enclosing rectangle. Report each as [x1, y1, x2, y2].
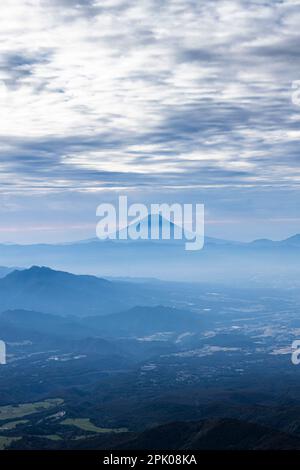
[0, 0, 300, 194]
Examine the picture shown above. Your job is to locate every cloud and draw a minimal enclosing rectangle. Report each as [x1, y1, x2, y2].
[0, 0, 299, 194]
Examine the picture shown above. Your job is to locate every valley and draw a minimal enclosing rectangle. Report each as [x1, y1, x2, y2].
[1, 267, 300, 449]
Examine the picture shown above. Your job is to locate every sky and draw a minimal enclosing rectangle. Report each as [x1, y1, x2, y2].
[0, 0, 300, 243]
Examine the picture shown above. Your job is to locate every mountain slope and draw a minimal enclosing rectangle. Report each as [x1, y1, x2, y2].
[28, 418, 300, 450]
[86, 305, 202, 338]
[0, 266, 153, 317]
[0, 266, 17, 278]
[114, 418, 300, 450]
[0, 309, 94, 340]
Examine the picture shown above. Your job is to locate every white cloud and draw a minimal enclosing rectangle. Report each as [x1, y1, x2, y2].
[0, 0, 299, 193]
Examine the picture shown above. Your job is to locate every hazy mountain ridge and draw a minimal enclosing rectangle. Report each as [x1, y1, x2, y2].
[0, 304, 202, 341]
[0, 266, 19, 278]
[2, 225, 300, 248]
[85, 305, 202, 338]
[0, 266, 157, 317]
[1, 231, 300, 284]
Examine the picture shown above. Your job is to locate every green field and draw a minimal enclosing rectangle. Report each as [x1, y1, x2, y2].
[0, 420, 28, 431]
[42, 435, 63, 441]
[61, 418, 127, 434]
[0, 436, 21, 450]
[0, 399, 64, 421]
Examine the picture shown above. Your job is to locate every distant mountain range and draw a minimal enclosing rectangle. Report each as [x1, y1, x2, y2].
[0, 303, 201, 341]
[250, 233, 300, 248]
[0, 266, 157, 317]
[70, 231, 300, 249]
[86, 305, 202, 338]
[0, 266, 205, 352]
[0, 223, 300, 284]
[0, 309, 95, 341]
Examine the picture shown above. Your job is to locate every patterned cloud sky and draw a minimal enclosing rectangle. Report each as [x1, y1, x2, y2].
[0, 0, 299, 193]
[0, 0, 300, 242]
